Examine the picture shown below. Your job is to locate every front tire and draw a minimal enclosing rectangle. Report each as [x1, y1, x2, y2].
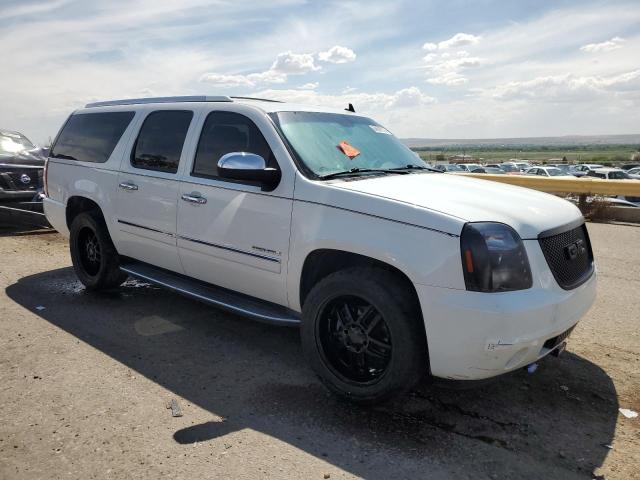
[301, 267, 428, 404]
[69, 211, 127, 291]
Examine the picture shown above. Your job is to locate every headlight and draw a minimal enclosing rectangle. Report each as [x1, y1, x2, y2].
[460, 222, 532, 292]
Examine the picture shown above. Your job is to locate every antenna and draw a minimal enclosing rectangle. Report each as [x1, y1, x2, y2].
[345, 103, 355, 113]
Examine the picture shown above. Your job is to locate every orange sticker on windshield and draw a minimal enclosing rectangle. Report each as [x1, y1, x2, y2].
[338, 140, 360, 159]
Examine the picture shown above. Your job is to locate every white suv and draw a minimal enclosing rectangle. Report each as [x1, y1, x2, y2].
[43, 96, 597, 403]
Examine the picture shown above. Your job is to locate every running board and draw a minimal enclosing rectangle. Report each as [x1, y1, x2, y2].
[120, 262, 300, 326]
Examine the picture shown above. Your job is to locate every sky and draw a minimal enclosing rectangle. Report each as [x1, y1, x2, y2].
[0, 0, 639, 144]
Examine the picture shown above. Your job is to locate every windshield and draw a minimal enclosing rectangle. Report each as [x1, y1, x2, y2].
[0, 132, 35, 154]
[270, 112, 427, 177]
[547, 168, 564, 176]
[499, 164, 518, 172]
[445, 164, 463, 171]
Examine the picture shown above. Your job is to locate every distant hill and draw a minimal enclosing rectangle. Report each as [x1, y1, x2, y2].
[402, 134, 640, 148]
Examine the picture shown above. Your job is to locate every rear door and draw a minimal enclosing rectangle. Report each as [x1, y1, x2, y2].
[176, 109, 293, 305]
[114, 109, 196, 273]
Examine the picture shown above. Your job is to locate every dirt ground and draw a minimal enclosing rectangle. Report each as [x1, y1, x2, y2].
[0, 222, 638, 479]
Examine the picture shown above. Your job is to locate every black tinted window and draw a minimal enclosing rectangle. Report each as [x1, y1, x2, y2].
[131, 111, 193, 174]
[51, 112, 134, 163]
[192, 111, 275, 179]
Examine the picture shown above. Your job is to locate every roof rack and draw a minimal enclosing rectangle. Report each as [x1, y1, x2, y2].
[230, 96, 284, 103]
[85, 96, 233, 108]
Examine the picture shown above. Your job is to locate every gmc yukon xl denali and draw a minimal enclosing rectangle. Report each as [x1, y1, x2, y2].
[44, 96, 597, 403]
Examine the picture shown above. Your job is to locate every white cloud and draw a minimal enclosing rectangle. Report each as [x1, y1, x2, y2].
[201, 46, 356, 89]
[201, 50, 320, 88]
[424, 55, 482, 85]
[491, 70, 640, 101]
[580, 36, 625, 53]
[270, 51, 319, 74]
[200, 69, 287, 88]
[386, 86, 436, 108]
[318, 45, 356, 64]
[433, 57, 482, 72]
[423, 33, 481, 52]
[427, 72, 468, 86]
[299, 82, 319, 90]
[252, 86, 435, 112]
[439, 33, 481, 50]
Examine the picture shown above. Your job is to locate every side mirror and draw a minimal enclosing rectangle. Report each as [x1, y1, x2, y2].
[217, 152, 280, 191]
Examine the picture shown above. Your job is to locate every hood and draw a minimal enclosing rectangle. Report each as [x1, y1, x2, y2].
[331, 172, 583, 239]
[0, 150, 45, 167]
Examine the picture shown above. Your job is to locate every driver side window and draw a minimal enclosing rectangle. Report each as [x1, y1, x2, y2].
[191, 111, 276, 180]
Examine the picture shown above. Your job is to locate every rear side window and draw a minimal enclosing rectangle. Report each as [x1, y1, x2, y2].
[192, 111, 275, 179]
[131, 110, 193, 174]
[51, 112, 134, 163]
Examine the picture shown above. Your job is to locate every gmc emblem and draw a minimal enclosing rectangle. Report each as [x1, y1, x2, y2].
[564, 239, 586, 260]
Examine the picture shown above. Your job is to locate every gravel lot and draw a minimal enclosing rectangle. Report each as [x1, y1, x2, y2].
[1, 222, 638, 479]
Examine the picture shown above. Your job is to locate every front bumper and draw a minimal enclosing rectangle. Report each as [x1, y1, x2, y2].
[416, 239, 597, 380]
[0, 189, 40, 201]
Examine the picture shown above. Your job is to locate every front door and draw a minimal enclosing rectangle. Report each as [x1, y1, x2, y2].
[176, 110, 293, 306]
[114, 109, 195, 273]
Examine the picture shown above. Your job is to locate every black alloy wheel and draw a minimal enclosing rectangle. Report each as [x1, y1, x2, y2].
[317, 295, 392, 384]
[77, 227, 102, 277]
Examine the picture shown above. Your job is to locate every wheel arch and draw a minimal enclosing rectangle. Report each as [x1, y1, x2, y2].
[299, 249, 423, 321]
[65, 196, 104, 229]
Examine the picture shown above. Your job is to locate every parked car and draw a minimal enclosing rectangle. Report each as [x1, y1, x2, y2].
[433, 163, 464, 173]
[573, 164, 605, 176]
[457, 163, 482, 172]
[470, 167, 505, 174]
[626, 167, 640, 179]
[606, 196, 640, 207]
[524, 167, 573, 178]
[621, 163, 640, 171]
[545, 164, 572, 174]
[44, 96, 597, 404]
[484, 163, 520, 174]
[501, 161, 531, 172]
[0, 129, 45, 203]
[585, 168, 636, 180]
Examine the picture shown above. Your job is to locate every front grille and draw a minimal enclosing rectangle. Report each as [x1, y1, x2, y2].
[538, 223, 594, 290]
[0, 168, 42, 191]
[543, 325, 575, 350]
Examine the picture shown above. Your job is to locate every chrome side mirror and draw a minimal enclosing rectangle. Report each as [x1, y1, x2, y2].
[217, 152, 280, 190]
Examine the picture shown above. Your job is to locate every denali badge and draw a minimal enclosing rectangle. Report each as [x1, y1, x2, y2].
[20, 173, 31, 184]
[564, 239, 586, 260]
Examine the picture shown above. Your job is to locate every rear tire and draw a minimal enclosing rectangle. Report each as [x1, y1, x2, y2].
[301, 267, 428, 404]
[69, 211, 128, 291]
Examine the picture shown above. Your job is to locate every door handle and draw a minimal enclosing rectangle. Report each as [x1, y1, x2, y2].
[119, 182, 138, 191]
[181, 193, 207, 205]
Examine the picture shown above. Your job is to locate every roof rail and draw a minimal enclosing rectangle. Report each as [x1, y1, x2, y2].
[85, 96, 233, 108]
[230, 96, 284, 103]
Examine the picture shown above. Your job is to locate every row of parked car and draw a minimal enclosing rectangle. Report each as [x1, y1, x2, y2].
[431, 161, 640, 207]
[433, 161, 640, 179]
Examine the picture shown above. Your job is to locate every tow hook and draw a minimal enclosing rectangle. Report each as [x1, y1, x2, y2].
[551, 341, 567, 357]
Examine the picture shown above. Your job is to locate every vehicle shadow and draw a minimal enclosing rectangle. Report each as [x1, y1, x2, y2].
[6, 267, 618, 479]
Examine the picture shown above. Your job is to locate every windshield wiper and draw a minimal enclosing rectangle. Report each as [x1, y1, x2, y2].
[318, 168, 408, 180]
[389, 164, 441, 173]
